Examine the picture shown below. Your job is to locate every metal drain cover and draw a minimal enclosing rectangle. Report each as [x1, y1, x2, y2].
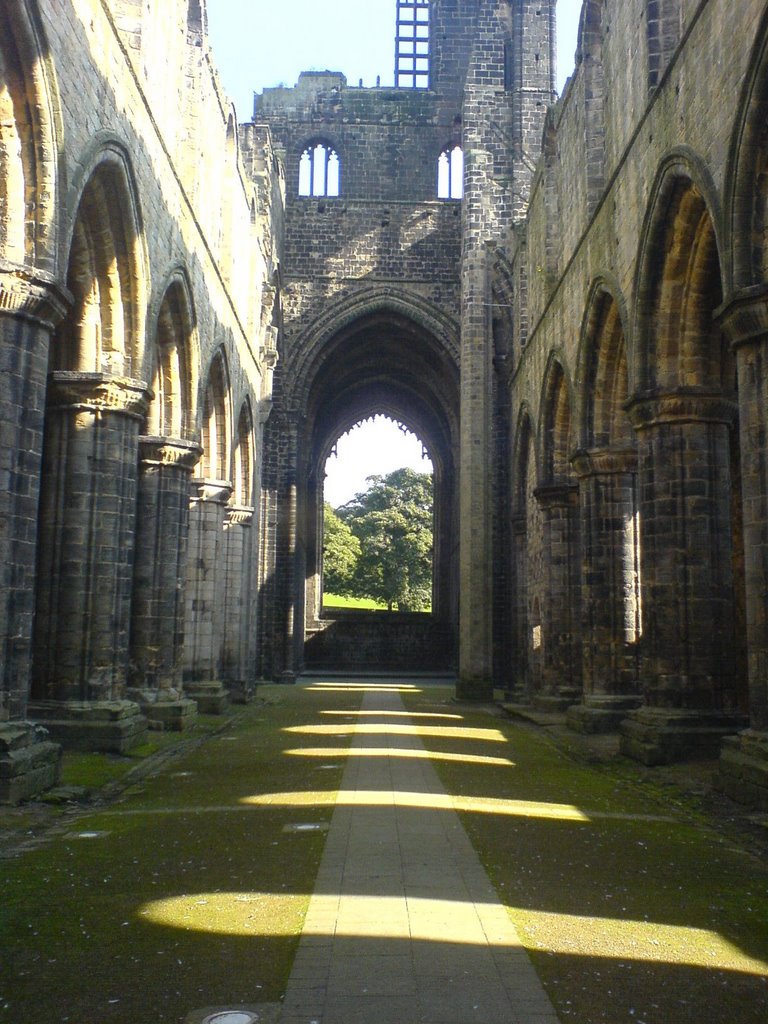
[202, 1012, 258, 1024]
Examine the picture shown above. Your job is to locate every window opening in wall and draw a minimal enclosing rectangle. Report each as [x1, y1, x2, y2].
[322, 415, 434, 612]
[395, 0, 430, 89]
[299, 142, 340, 197]
[437, 145, 464, 200]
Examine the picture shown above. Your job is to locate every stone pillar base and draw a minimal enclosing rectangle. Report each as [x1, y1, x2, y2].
[135, 697, 198, 731]
[27, 700, 147, 753]
[0, 722, 62, 804]
[568, 695, 643, 734]
[620, 706, 748, 765]
[456, 676, 494, 701]
[715, 730, 768, 811]
[183, 682, 229, 714]
[532, 694, 574, 713]
[225, 681, 257, 705]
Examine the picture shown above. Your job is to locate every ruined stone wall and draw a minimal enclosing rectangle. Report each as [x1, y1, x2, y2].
[505, 0, 768, 790]
[0, 0, 280, 791]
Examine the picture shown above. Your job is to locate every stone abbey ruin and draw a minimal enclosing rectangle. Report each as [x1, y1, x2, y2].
[2, 0, 768, 810]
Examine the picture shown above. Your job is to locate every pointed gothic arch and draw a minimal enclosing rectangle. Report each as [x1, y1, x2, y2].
[200, 348, 232, 482]
[146, 274, 197, 439]
[0, 0, 59, 269]
[55, 147, 146, 377]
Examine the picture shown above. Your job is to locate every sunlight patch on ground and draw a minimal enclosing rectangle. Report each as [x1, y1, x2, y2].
[239, 790, 674, 823]
[516, 911, 768, 974]
[320, 709, 463, 720]
[308, 684, 423, 693]
[284, 723, 508, 743]
[139, 892, 304, 936]
[138, 892, 767, 976]
[282, 746, 516, 766]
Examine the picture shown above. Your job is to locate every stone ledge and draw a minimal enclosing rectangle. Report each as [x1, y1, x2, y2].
[0, 722, 62, 804]
[620, 707, 748, 765]
[28, 701, 147, 753]
[183, 682, 229, 715]
[568, 696, 642, 735]
[715, 731, 768, 811]
[140, 698, 198, 731]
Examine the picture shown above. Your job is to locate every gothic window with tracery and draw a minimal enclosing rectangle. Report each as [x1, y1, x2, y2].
[437, 145, 463, 200]
[396, 0, 430, 88]
[298, 142, 340, 197]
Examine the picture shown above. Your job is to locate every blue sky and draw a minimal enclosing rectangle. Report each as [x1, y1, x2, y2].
[208, 1, 583, 120]
[206, 1, 584, 505]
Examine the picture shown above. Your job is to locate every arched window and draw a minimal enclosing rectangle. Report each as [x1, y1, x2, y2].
[298, 142, 340, 197]
[437, 145, 463, 200]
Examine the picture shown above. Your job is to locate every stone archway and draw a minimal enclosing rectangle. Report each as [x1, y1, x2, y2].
[262, 299, 460, 680]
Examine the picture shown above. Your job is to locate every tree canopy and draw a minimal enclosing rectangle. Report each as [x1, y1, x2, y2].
[323, 467, 433, 612]
[322, 503, 361, 596]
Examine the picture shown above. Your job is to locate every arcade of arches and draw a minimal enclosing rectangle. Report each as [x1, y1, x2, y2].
[2, 0, 768, 812]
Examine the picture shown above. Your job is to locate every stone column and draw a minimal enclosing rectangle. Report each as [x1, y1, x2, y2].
[567, 448, 642, 733]
[0, 265, 69, 801]
[714, 287, 768, 808]
[29, 372, 149, 753]
[620, 392, 747, 763]
[221, 504, 257, 701]
[127, 437, 201, 730]
[533, 483, 581, 712]
[458, 247, 494, 699]
[183, 479, 232, 712]
[509, 515, 530, 701]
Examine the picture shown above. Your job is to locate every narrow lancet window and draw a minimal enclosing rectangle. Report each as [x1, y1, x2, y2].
[437, 145, 464, 200]
[298, 142, 340, 197]
[396, 0, 430, 88]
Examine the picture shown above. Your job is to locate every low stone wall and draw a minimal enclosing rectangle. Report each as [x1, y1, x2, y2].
[305, 612, 456, 674]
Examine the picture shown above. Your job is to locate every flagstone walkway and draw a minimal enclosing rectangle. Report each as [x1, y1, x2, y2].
[278, 686, 559, 1024]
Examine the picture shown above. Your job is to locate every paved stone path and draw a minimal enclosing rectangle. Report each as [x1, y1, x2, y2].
[278, 685, 559, 1024]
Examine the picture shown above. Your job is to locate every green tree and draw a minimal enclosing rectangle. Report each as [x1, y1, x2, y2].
[322, 502, 362, 596]
[338, 467, 433, 611]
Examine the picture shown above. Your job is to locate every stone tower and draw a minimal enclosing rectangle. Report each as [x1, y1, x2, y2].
[248, 0, 555, 692]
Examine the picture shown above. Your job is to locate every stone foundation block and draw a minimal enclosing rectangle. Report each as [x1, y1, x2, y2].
[715, 731, 768, 811]
[140, 698, 198, 731]
[568, 696, 642, 734]
[532, 694, 573, 713]
[27, 700, 148, 753]
[0, 723, 62, 804]
[620, 706, 748, 765]
[183, 682, 229, 714]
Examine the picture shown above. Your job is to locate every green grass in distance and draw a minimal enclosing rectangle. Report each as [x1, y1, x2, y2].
[322, 592, 386, 610]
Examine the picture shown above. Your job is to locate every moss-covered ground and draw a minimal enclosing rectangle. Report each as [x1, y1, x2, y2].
[402, 687, 768, 1024]
[2, 683, 767, 1024]
[0, 688, 351, 1024]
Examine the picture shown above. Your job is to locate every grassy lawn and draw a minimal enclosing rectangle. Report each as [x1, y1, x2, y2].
[402, 686, 768, 1024]
[0, 687, 356, 1024]
[322, 591, 386, 610]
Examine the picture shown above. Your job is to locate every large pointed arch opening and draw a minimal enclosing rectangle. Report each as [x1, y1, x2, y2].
[290, 302, 460, 676]
[321, 414, 434, 614]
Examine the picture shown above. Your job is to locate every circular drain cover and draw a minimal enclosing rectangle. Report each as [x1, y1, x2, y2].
[202, 1013, 257, 1024]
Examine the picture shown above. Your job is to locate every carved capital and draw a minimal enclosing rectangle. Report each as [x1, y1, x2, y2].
[571, 446, 638, 479]
[625, 391, 738, 431]
[138, 436, 203, 471]
[47, 371, 150, 420]
[0, 262, 72, 330]
[715, 285, 768, 349]
[533, 482, 579, 510]
[191, 479, 233, 505]
[226, 504, 255, 527]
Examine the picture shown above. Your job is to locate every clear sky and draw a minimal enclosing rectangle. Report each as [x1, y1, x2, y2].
[205, 1, 584, 506]
[207, 1, 583, 119]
